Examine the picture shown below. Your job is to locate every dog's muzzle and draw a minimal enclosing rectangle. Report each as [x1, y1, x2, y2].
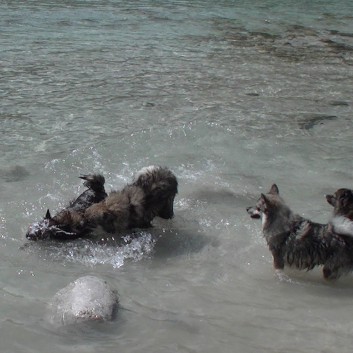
[246, 206, 261, 219]
[26, 218, 51, 240]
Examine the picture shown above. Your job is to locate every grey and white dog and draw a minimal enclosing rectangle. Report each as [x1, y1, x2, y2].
[326, 188, 353, 237]
[247, 184, 353, 280]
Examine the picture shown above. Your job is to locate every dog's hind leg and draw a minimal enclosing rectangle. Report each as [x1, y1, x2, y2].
[323, 266, 335, 280]
[323, 251, 352, 280]
[274, 269, 292, 282]
[322, 263, 342, 280]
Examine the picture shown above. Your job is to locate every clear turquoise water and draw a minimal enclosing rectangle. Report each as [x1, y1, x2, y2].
[1, 1, 353, 352]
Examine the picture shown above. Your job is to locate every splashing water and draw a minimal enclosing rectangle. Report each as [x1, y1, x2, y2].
[22, 231, 157, 269]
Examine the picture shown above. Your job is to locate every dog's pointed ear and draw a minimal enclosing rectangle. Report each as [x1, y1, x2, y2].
[340, 190, 353, 208]
[269, 184, 279, 195]
[260, 193, 269, 204]
[326, 194, 335, 207]
[45, 209, 52, 220]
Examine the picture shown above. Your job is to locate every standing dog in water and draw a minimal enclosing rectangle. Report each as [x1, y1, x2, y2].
[26, 166, 178, 241]
[326, 188, 353, 237]
[247, 184, 353, 279]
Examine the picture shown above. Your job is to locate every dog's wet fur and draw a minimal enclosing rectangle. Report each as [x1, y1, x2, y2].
[26, 174, 108, 240]
[26, 166, 178, 241]
[247, 184, 353, 280]
[326, 188, 353, 238]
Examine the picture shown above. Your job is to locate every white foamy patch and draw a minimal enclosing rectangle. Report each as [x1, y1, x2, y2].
[176, 159, 217, 181]
[70, 234, 156, 269]
[331, 216, 353, 237]
[25, 232, 157, 269]
[0, 211, 7, 241]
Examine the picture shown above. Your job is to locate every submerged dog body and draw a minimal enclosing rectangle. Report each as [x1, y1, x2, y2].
[26, 174, 107, 240]
[26, 166, 178, 241]
[247, 184, 353, 279]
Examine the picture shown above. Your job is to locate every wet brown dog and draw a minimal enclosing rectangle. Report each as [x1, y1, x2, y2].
[26, 166, 178, 241]
[26, 174, 107, 240]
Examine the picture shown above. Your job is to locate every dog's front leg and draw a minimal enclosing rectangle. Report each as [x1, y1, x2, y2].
[271, 249, 284, 270]
[271, 250, 292, 282]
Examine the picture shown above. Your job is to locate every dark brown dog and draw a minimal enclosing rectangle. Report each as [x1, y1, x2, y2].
[26, 174, 107, 240]
[26, 166, 178, 241]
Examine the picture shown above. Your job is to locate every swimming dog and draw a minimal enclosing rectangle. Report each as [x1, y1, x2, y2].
[26, 174, 107, 240]
[83, 166, 178, 234]
[26, 166, 178, 241]
[247, 184, 353, 279]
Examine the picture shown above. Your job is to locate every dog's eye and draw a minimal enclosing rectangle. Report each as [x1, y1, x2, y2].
[340, 192, 350, 202]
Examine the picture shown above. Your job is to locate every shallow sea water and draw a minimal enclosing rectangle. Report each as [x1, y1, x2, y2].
[1, 0, 353, 352]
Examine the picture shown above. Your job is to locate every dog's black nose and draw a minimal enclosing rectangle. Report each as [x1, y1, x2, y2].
[326, 194, 335, 206]
[246, 206, 261, 219]
[26, 231, 38, 241]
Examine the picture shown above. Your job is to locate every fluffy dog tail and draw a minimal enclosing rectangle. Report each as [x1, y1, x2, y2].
[79, 174, 106, 193]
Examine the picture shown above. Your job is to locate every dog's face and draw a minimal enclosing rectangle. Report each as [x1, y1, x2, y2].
[246, 184, 280, 225]
[134, 166, 178, 220]
[26, 209, 56, 240]
[155, 192, 176, 219]
[26, 210, 75, 240]
[326, 188, 353, 218]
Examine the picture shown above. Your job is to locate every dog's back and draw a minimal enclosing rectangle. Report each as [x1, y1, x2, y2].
[84, 187, 144, 234]
[275, 219, 341, 270]
[75, 166, 178, 237]
[83, 166, 178, 234]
